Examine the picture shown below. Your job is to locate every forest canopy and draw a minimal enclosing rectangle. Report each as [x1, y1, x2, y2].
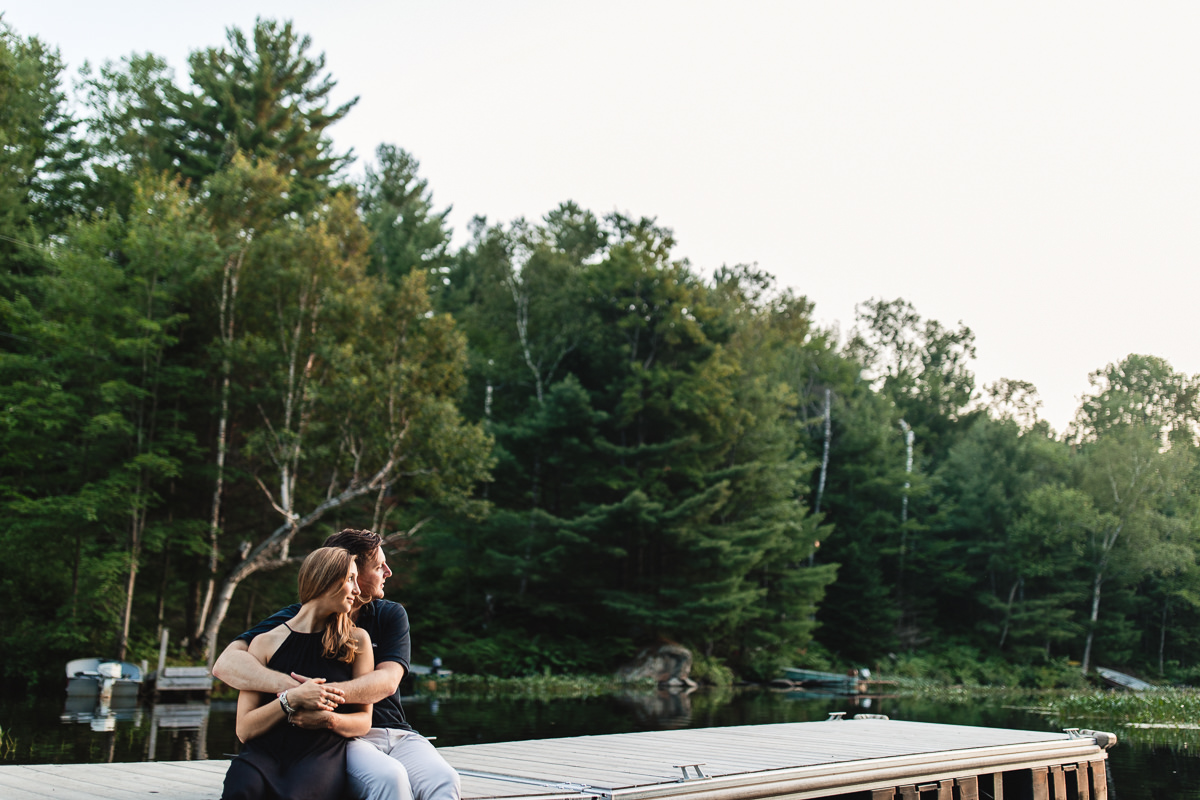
[3, 18, 1200, 692]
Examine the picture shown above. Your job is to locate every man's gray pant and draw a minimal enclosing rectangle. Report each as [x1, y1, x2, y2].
[347, 728, 461, 800]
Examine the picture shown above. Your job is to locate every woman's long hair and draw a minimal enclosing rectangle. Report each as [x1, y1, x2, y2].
[298, 547, 361, 664]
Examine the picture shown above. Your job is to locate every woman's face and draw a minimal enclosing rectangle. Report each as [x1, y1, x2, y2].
[326, 562, 360, 613]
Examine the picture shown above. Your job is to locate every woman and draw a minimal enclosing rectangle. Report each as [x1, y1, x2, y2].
[222, 547, 375, 800]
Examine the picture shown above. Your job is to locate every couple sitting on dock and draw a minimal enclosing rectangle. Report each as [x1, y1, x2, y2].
[213, 528, 459, 800]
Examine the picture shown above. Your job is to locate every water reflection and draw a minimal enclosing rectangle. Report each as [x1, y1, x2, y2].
[613, 685, 697, 728]
[145, 703, 210, 761]
[52, 695, 212, 763]
[60, 694, 144, 732]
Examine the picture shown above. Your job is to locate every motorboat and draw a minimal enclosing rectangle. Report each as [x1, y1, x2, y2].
[66, 657, 143, 701]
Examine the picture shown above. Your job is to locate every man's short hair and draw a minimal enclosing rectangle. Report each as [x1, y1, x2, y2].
[322, 528, 383, 568]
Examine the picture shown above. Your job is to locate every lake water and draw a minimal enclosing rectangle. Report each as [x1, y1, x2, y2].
[3, 687, 1199, 798]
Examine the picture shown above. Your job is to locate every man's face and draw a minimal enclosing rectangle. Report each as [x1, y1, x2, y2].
[356, 547, 392, 602]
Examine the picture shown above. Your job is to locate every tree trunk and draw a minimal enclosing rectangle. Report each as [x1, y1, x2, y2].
[119, 279, 165, 661]
[71, 530, 81, 618]
[203, 565, 249, 669]
[1081, 570, 1103, 675]
[896, 419, 914, 607]
[1159, 595, 1169, 676]
[808, 388, 833, 568]
[998, 577, 1020, 650]
[195, 250, 244, 651]
[117, 506, 145, 661]
[899, 419, 913, 524]
[156, 545, 170, 645]
[814, 388, 831, 515]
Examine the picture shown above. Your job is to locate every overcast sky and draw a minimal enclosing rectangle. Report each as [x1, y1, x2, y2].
[7, 1, 1199, 432]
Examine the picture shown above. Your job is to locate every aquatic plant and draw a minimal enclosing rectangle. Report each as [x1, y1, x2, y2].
[0, 726, 15, 758]
[1041, 688, 1200, 725]
[423, 673, 655, 700]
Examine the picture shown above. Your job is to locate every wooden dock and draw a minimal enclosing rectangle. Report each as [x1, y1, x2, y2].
[0, 716, 1114, 800]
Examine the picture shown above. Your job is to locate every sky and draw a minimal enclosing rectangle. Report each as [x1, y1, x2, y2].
[7, 1, 1199, 433]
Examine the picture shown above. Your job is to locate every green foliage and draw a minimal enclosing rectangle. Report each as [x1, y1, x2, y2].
[934, 417, 1076, 656]
[78, 53, 182, 215]
[1070, 354, 1199, 445]
[361, 144, 452, 285]
[174, 19, 356, 208]
[847, 297, 979, 462]
[883, 647, 1086, 690]
[690, 653, 736, 687]
[0, 23, 83, 237]
[417, 212, 834, 677]
[433, 629, 633, 678]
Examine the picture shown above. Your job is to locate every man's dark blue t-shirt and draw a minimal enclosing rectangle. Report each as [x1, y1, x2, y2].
[236, 599, 413, 730]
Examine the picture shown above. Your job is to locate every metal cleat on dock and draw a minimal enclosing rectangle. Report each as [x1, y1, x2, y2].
[673, 764, 708, 781]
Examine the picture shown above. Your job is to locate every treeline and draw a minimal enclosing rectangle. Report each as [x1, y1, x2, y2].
[3, 19, 1199, 692]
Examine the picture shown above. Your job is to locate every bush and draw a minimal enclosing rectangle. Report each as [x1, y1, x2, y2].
[690, 653, 735, 686]
[882, 646, 1086, 689]
[431, 672, 649, 699]
[433, 629, 633, 677]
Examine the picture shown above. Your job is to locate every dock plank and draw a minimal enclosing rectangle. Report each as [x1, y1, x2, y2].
[4, 761, 228, 799]
[0, 766, 115, 800]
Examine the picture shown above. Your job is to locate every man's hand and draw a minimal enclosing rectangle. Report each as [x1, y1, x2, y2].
[286, 673, 345, 712]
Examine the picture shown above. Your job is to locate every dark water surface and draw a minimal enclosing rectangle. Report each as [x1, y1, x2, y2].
[3, 688, 1199, 798]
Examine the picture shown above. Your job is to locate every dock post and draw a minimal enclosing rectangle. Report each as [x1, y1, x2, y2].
[1072, 762, 1090, 800]
[897, 785, 918, 799]
[871, 789, 895, 800]
[1090, 760, 1108, 800]
[1029, 766, 1049, 800]
[157, 629, 169, 675]
[955, 775, 979, 800]
[1049, 765, 1066, 798]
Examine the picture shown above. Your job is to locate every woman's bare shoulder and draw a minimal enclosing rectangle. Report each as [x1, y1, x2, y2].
[248, 624, 290, 661]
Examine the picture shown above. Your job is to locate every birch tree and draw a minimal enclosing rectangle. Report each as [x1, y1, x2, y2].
[186, 154, 289, 650]
[199, 194, 490, 664]
[1074, 428, 1194, 674]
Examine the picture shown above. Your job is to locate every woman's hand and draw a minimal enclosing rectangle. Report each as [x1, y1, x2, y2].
[287, 673, 345, 711]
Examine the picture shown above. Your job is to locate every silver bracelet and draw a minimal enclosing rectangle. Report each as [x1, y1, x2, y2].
[278, 690, 296, 715]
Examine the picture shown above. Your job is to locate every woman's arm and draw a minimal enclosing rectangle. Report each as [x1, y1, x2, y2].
[232, 627, 288, 743]
[235, 687, 287, 743]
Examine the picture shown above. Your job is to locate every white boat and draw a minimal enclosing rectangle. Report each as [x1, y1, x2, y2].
[65, 658, 143, 700]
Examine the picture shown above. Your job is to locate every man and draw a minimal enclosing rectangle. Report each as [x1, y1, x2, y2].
[213, 529, 460, 800]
